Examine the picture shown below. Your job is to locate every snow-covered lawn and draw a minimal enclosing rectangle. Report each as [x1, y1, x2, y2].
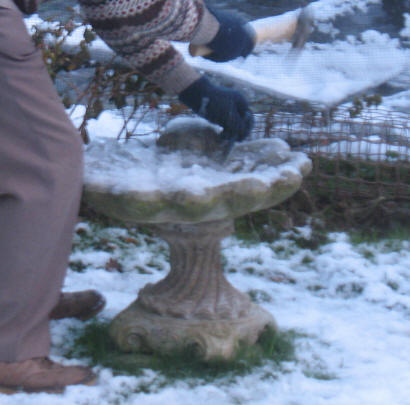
[7, 1, 407, 403]
[2, 222, 409, 405]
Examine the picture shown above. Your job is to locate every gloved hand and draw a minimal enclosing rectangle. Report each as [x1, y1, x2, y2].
[178, 76, 254, 143]
[204, 7, 256, 62]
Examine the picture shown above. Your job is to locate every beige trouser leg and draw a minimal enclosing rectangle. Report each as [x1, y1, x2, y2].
[0, 5, 83, 362]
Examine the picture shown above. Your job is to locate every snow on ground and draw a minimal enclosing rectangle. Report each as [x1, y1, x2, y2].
[1, 104, 407, 405]
[380, 90, 410, 112]
[8, 1, 408, 403]
[401, 13, 410, 40]
[1, 224, 409, 405]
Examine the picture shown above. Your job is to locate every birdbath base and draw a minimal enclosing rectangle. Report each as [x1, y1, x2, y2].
[109, 219, 277, 360]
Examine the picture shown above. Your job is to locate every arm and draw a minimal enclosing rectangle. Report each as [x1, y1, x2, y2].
[80, 0, 220, 93]
[80, 0, 254, 142]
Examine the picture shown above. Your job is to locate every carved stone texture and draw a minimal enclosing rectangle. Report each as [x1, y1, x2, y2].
[83, 137, 312, 224]
[139, 220, 250, 320]
[109, 219, 277, 359]
[109, 301, 276, 360]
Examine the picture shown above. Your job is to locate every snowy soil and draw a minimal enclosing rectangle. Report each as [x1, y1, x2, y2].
[1, 223, 409, 405]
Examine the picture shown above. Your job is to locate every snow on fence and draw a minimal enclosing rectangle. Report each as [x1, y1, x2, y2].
[253, 107, 410, 200]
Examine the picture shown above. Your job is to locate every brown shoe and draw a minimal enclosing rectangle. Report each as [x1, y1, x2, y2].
[0, 357, 96, 394]
[49, 290, 106, 321]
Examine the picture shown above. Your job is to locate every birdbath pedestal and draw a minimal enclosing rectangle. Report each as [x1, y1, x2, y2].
[83, 117, 312, 360]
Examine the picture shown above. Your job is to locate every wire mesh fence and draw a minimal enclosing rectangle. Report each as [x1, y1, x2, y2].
[253, 106, 410, 201]
[31, 17, 409, 204]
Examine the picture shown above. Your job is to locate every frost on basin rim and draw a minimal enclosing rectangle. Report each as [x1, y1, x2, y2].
[83, 134, 312, 224]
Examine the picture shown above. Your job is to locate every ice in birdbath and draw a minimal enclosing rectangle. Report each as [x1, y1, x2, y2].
[83, 117, 312, 359]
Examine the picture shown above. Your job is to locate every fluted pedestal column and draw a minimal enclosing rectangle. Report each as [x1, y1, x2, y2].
[109, 219, 276, 360]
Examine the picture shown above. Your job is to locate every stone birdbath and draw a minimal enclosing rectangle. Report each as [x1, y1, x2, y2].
[83, 117, 312, 360]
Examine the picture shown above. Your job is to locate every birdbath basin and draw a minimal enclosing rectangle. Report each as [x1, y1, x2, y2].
[83, 117, 312, 360]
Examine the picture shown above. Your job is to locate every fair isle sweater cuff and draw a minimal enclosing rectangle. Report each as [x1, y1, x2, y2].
[190, 6, 220, 45]
[158, 60, 201, 94]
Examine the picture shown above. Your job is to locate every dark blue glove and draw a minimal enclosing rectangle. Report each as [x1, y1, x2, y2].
[205, 7, 256, 62]
[178, 76, 253, 143]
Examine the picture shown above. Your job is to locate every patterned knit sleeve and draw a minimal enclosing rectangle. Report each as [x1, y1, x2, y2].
[79, 0, 220, 94]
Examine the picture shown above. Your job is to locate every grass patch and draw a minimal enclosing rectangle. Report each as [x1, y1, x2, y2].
[301, 255, 314, 265]
[234, 211, 330, 252]
[248, 289, 272, 303]
[335, 282, 364, 298]
[311, 156, 409, 186]
[360, 248, 375, 260]
[65, 321, 296, 382]
[73, 222, 135, 253]
[303, 369, 338, 381]
[289, 230, 329, 251]
[349, 225, 410, 245]
[234, 211, 283, 243]
[69, 260, 87, 272]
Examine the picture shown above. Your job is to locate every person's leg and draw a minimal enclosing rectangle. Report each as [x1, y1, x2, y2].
[0, 4, 83, 362]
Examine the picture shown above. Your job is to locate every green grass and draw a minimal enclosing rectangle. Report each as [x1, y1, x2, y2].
[290, 230, 329, 251]
[248, 289, 272, 303]
[65, 321, 296, 382]
[72, 222, 142, 253]
[234, 211, 330, 252]
[234, 211, 281, 243]
[312, 156, 409, 185]
[303, 369, 338, 381]
[349, 225, 410, 246]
